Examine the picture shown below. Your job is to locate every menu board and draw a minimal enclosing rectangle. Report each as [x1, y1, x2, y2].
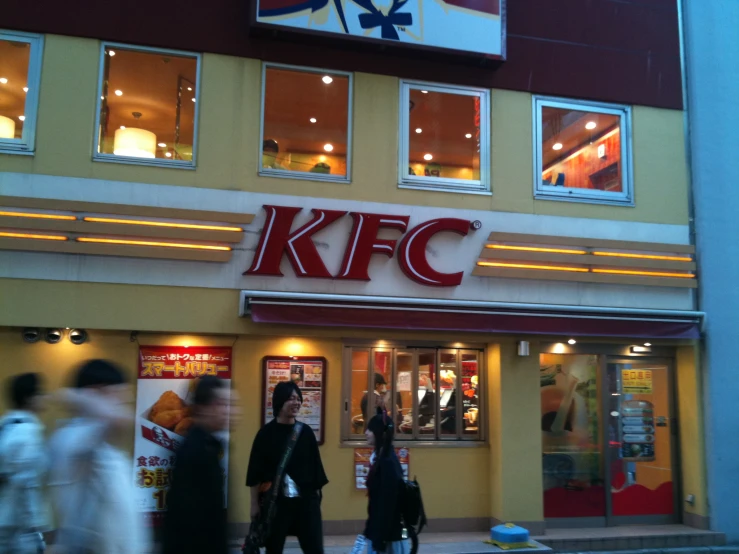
[622, 369, 654, 394]
[621, 400, 656, 462]
[134, 346, 232, 525]
[354, 447, 410, 490]
[262, 356, 327, 445]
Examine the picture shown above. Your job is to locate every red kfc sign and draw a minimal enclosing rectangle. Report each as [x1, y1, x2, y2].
[245, 205, 477, 287]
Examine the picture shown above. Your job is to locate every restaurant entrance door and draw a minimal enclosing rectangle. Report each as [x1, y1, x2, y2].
[540, 353, 678, 526]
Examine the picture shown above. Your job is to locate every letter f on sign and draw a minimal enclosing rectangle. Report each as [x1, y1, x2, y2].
[245, 205, 346, 278]
[337, 213, 410, 280]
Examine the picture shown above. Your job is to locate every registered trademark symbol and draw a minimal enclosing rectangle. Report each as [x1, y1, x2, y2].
[471, 220, 482, 230]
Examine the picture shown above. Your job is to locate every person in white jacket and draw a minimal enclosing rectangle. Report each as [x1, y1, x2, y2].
[47, 359, 150, 554]
[0, 373, 50, 554]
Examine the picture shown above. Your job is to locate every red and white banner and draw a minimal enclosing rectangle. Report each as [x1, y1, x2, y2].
[133, 346, 232, 525]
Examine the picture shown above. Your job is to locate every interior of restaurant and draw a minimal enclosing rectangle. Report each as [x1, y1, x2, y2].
[0, 38, 30, 140]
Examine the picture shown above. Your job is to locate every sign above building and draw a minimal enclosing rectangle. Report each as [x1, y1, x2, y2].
[253, 0, 506, 58]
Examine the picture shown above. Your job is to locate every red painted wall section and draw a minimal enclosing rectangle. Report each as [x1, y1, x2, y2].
[1, 0, 682, 109]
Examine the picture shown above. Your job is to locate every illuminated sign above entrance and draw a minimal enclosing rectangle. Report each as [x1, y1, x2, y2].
[244, 205, 477, 286]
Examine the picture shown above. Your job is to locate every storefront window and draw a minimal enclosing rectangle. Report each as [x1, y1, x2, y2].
[399, 81, 490, 193]
[344, 345, 483, 442]
[534, 97, 633, 205]
[94, 44, 200, 166]
[0, 31, 43, 154]
[260, 64, 352, 181]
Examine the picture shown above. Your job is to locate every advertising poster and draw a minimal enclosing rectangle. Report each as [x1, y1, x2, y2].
[622, 369, 654, 394]
[263, 356, 327, 445]
[133, 346, 232, 525]
[354, 447, 410, 490]
[620, 400, 656, 462]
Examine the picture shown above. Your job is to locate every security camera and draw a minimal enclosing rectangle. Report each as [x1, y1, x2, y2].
[22, 328, 41, 343]
[69, 329, 88, 345]
[45, 329, 63, 344]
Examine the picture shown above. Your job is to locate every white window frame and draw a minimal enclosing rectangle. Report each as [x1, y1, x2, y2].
[533, 96, 634, 206]
[0, 30, 44, 156]
[259, 62, 353, 184]
[399, 80, 491, 195]
[92, 42, 202, 169]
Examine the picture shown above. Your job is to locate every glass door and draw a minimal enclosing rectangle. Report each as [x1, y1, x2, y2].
[605, 359, 678, 524]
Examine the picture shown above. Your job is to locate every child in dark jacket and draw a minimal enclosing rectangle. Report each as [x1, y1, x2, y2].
[363, 408, 407, 554]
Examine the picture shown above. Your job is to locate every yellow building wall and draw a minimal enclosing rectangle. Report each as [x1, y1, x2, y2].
[0, 34, 689, 225]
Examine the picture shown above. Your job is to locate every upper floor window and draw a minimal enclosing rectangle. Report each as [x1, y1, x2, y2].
[260, 64, 352, 182]
[534, 96, 633, 205]
[0, 31, 43, 155]
[343, 345, 483, 443]
[94, 44, 200, 167]
[399, 81, 490, 194]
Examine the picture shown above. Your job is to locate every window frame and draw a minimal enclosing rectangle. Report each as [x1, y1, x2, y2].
[0, 30, 44, 156]
[92, 42, 202, 169]
[398, 80, 491, 195]
[259, 62, 354, 184]
[341, 343, 486, 446]
[533, 95, 634, 206]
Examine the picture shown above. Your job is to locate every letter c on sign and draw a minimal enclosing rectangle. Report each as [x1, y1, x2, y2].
[397, 218, 471, 287]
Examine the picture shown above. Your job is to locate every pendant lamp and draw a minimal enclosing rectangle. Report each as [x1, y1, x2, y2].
[113, 111, 156, 158]
[0, 115, 16, 139]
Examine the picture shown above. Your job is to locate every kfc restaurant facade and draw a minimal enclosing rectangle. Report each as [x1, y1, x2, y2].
[0, 0, 712, 542]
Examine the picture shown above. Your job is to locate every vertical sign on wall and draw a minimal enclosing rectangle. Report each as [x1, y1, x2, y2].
[133, 346, 233, 525]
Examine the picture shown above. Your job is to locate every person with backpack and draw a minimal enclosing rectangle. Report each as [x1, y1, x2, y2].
[47, 359, 150, 554]
[363, 407, 407, 554]
[0, 373, 50, 554]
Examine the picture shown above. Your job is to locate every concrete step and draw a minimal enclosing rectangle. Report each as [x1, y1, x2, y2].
[537, 531, 726, 553]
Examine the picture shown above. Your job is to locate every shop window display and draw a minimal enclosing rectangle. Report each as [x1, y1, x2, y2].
[345, 346, 482, 442]
[399, 81, 490, 193]
[261, 65, 351, 181]
[95, 45, 199, 166]
[0, 31, 43, 154]
[534, 96, 633, 205]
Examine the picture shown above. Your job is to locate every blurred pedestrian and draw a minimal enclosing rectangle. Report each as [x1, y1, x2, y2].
[48, 359, 149, 554]
[246, 381, 327, 554]
[163, 375, 231, 554]
[0, 372, 49, 554]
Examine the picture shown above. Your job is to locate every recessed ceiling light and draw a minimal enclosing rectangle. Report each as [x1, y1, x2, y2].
[421, 90, 428, 94]
[18, 115, 25, 121]
[323, 143, 334, 152]
[23, 87, 28, 93]
[191, 98, 196, 102]
[553, 142, 563, 151]
[165, 152, 172, 158]
[114, 90, 123, 96]
[423, 153, 433, 161]
[101, 96, 105, 100]
[108, 50, 116, 57]
[465, 133, 472, 139]
[644, 342, 652, 347]
[158, 142, 166, 147]
[187, 87, 192, 91]
[415, 128, 422, 134]
[120, 126, 126, 129]
[586, 121, 597, 130]
[0, 78, 7, 84]
[567, 338, 576, 345]
[310, 118, 317, 123]
[322, 75, 333, 84]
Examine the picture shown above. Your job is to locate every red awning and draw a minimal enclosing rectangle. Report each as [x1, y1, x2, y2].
[243, 296, 701, 339]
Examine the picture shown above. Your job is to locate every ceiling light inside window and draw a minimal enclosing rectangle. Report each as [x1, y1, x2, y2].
[322, 75, 333, 84]
[310, 118, 317, 123]
[423, 153, 433, 161]
[101, 96, 105, 100]
[108, 50, 116, 57]
[586, 121, 597, 130]
[567, 338, 577, 345]
[120, 126, 126, 130]
[465, 133, 472, 139]
[0, 78, 7, 84]
[553, 142, 563, 151]
[114, 90, 123, 96]
[18, 115, 25, 121]
[191, 98, 196, 102]
[23, 87, 28, 93]
[415, 128, 422, 134]
[158, 142, 167, 147]
[421, 90, 428, 94]
[187, 87, 192, 91]
[165, 152, 172, 158]
[323, 143, 334, 152]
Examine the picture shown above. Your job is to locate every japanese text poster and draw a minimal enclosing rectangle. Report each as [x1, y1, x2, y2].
[354, 447, 409, 490]
[263, 356, 326, 444]
[133, 346, 232, 525]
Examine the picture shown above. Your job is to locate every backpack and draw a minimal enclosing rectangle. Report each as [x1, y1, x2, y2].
[399, 478, 427, 554]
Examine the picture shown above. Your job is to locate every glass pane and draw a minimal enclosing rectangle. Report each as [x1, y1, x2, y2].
[368, 350, 392, 418]
[607, 363, 673, 516]
[262, 68, 349, 177]
[350, 349, 369, 435]
[541, 354, 605, 518]
[396, 352, 414, 436]
[461, 352, 480, 437]
[408, 88, 480, 181]
[439, 350, 458, 436]
[417, 351, 436, 437]
[0, 39, 31, 140]
[99, 47, 198, 162]
[541, 107, 622, 192]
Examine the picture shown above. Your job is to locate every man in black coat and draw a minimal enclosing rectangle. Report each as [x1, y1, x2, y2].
[163, 376, 232, 554]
